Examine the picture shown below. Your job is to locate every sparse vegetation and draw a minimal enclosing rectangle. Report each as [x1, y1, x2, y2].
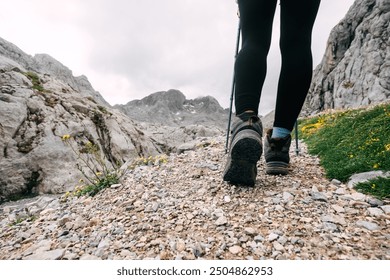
[61, 134, 122, 198]
[196, 140, 217, 149]
[8, 215, 37, 227]
[128, 155, 168, 170]
[24, 71, 46, 92]
[342, 80, 354, 89]
[64, 173, 120, 198]
[61, 134, 169, 199]
[97, 105, 111, 115]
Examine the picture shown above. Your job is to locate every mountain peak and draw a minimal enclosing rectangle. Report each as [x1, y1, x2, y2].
[115, 90, 228, 128]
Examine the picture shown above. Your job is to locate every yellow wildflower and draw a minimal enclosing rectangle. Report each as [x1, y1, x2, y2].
[62, 134, 71, 141]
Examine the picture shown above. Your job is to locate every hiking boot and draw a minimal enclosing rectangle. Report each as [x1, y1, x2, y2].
[223, 112, 263, 186]
[264, 129, 291, 175]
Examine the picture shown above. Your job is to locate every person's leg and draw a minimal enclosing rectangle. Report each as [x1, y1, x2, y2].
[234, 0, 278, 116]
[265, 0, 320, 175]
[273, 0, 321, 133]
[224, 0, 277, 186]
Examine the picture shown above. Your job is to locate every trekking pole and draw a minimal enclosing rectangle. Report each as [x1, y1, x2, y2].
[225, 18, 241, 154]
[295, 121, 299, 156]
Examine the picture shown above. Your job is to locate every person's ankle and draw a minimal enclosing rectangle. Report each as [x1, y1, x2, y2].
[271, 127, 291, 139]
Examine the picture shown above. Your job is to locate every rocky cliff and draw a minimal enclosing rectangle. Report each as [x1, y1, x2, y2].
[303, 0, 390, 114]
[114, 89, 229, 129]
[0, 38, 163, 202]
[0, 37, 224, 202]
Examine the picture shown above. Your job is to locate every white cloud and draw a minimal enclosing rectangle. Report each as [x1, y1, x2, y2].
[0, 0, 355, 116]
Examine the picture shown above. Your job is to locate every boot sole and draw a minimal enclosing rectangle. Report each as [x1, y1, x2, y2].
[223, 130, 262, 186]
[265, 161, 289, 175]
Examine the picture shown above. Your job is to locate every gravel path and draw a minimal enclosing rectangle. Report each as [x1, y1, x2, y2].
[1, 136, 389, 260]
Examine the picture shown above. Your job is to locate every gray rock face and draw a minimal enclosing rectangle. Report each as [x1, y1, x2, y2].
[303, 0, 390, 115]
[0, 37, 163, 202]
[0, 37, 108, 107]
[0, 38, 36, 68]
[114, 89, 229, 129]
[34, 54, 110, 107]
[0, 37, 225, 202]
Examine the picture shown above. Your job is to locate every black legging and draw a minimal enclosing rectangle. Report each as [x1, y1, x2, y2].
[234, 0, 321, 131]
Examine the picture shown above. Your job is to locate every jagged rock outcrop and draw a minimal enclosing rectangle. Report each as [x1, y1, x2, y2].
[0, 37, 163, 202]
[0, 38, 109, 107]
[303, 0, 390, 114]
[114, 89, 229, 129]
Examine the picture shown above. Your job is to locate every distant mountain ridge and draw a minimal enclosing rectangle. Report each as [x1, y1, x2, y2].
[114, 89, 229, 128]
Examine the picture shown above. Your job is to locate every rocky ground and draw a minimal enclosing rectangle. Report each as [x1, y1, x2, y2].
[0, 136, 389, 260]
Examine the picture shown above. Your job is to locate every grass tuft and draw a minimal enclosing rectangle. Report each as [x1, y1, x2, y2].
[354, 177, 390, 200]
[24, 71, 46, 92]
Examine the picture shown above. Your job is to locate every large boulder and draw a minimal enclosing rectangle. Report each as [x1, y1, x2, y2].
[303, 0, 390, 115]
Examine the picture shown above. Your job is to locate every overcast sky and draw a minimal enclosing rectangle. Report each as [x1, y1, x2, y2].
[1, 0, 355, 115]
